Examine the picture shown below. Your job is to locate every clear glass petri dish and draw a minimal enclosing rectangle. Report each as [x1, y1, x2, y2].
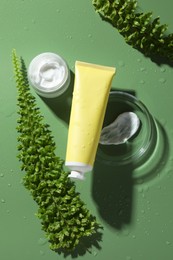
[96, 91, 158, 170]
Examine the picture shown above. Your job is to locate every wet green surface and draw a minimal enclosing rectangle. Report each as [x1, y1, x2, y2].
[0, 0, 173, 259]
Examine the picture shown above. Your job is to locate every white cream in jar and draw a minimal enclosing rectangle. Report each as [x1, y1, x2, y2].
[28, 52, 70, 98]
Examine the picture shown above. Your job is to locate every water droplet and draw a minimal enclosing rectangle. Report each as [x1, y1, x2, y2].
[132, 235, 136, 239]
[40, 250, 45, 256]
[0, 173, 4, 177]
[159, 78, 166, 84]
[7, 183, 12, 187]
[1, 199, 5, 203]
[144, 230, 149, 236]
[38, 237, 48, 246]
[31, 18, 36, 24]
[157, 172, 161, 178]
[144, 185, 149, 192]
[141, 209, 145, 214]
[161, 159, 166, 168]
[160, 118, 167, 125]
[138, 187, 144, 193]
[118, 210, 123, 216]
[142, 193, 145, 198]
[147, 205, 151, 210]
[126, 256, 132, 260]
[137, 58, 142, 63]
[136, 178, 143, 184]
[166, 241, 171, 245]
[166, 169, 172, 178]
[87, 131, 91, 137]
[93, 251, 98, 256]
[140, 67, 146, 72]
[88, 33, 92, 38]
[160, 67, 166, 73]
[122, 228, 130, 236]
[24, 26, 29, 31]
[118, 61, 125, 67]
[20, 179, 23, 184]
[139, 79, 145, 84]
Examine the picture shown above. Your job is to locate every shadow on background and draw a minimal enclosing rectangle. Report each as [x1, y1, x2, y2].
[56, 231, 103, 258]
[41, 70, 75, 124]
[91, 90, 170, 231]
[92, 119, 170, 230]
[92, 161, 134, 229]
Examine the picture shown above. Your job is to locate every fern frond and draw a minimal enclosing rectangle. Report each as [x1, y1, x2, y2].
[12, 50, 101, 252]
[92, 0, 173, 62]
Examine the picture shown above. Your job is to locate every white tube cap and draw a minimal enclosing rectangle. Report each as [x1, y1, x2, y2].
[68, 171, 85, 180]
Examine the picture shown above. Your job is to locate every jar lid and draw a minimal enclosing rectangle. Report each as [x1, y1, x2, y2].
[28, 52, 70, 98]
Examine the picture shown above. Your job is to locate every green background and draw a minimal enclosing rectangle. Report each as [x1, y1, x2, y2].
[0, 0, 173, 259]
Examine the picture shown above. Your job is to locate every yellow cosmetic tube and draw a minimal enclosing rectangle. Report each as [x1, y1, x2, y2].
[65, 61, 116, 180]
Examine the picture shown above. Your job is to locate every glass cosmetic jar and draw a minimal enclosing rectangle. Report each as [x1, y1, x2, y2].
[28, 52, 70, 98]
